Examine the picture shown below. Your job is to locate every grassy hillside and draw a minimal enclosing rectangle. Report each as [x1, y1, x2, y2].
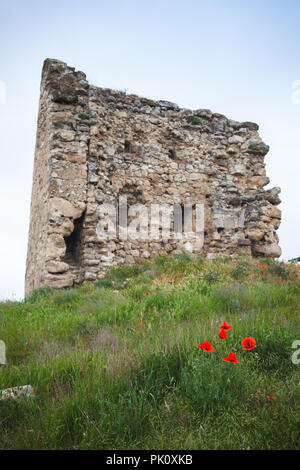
[0, 254, 299, 450]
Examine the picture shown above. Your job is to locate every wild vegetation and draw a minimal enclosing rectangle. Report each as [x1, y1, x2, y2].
[0, 254, 299, 450]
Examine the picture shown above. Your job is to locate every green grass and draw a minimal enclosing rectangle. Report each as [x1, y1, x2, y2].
[0, 255, 299, 449]
[191, 115, 202, 125]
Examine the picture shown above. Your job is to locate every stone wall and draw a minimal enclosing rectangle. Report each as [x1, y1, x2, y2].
[25, 59, 282, 295]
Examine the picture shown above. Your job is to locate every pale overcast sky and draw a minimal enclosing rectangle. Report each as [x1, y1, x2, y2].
[0, 0, 299, 300]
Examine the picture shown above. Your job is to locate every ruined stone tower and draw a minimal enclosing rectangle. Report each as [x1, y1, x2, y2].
[25, 58, 282, 295]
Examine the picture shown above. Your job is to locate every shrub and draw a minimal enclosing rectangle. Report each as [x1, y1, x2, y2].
[191, 115, 202, 125]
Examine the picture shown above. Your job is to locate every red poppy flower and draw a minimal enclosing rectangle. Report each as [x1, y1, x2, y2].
[268, 393, 276, 401]
[241, 337, 256, 350]
[197, 341, 214, 352]
[146, 292, 149, 296]
[218, 328, 227, 339]
[223, 352, 239, 363]
[261, 272, 264, 276]
[219, 321, 232, 331]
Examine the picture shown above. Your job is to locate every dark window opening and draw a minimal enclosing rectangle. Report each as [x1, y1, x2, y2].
[217, 227, 224, 233]
[63, 213, 85, 267]
[168, 149, 176, 160]
[124, 141, 132, 152]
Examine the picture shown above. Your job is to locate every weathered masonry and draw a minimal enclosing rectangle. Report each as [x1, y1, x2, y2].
[25, 58, 282, 295]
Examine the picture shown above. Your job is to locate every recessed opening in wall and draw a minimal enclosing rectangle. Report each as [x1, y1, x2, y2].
[217, 227, 224, 233]
[168, 149, 176, 160]
[62, 213, 85, 267]
[124, 141, 132, 152]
